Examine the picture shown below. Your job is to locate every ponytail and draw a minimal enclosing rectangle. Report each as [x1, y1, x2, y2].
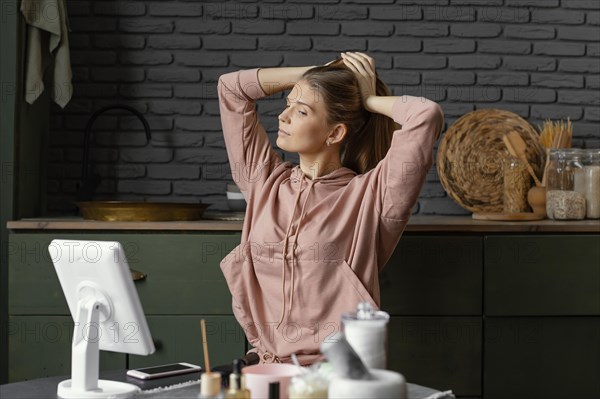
[342, 78, 396, 174]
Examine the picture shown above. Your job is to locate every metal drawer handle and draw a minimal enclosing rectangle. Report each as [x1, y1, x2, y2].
[130, 269, 146, 281]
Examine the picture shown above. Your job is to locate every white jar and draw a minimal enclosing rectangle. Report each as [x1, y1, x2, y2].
[341, 302, 389, 370]
[580, 149, 600, 219]
[328, 369, 407, 399]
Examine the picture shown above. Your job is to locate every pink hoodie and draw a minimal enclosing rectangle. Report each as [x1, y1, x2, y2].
[218, 68, 444, 365]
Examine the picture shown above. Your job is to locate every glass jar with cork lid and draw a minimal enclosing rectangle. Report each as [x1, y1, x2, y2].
[576, 149, 600, 219]
[546, 148, 586, 220]
[503, 155, 531, 213]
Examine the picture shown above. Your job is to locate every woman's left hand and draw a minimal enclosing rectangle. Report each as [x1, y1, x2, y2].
[340, 52, 377, 105]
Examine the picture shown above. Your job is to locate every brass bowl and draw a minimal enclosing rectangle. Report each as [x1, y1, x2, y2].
[76, 201, 209, 222]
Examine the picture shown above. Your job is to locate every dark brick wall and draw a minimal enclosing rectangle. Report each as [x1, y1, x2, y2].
[47, 0, 600, 215]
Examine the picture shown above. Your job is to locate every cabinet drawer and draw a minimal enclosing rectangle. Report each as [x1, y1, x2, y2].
[381, 236, 482, 315]
[9, 233, 241, 315]
[484, 317, 600, 399]
[8, 316, 125, 383]
[485, 235, 600, 315]
[119, 234, 240, 315]
[387, 316, 482, 397]
[128, 316, 245, 369]
[8, 234, 68, 314]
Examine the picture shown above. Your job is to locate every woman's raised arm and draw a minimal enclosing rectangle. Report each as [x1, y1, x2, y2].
[341, 52, 444, 225]
[257, 66, 315, 96]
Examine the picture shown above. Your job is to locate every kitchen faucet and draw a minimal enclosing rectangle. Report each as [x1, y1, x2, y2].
[76, 104, 152, 201]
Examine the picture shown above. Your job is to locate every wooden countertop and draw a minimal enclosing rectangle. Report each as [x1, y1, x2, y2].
[7, 215, 600, 233]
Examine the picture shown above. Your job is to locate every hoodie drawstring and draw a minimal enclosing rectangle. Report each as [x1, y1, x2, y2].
[289, 181, 315, 313]
[277, 171, 304, 329]
[276, 170, 317, 330]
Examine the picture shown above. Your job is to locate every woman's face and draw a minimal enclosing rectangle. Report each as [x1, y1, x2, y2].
[277, 79, 333, 154]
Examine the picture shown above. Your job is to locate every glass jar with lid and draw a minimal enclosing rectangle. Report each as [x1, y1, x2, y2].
[578, 149, 600, 219]
[503, 155, 530, 213]
[546, 148, 586, 220]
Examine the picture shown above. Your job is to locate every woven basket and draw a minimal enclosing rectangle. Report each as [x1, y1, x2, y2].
[436, 109, 544, 213]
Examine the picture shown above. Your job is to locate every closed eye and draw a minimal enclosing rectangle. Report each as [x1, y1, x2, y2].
[285, 103, 307, 116]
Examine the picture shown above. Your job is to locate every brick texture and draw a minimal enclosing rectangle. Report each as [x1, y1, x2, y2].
[48, 0, 600, 216]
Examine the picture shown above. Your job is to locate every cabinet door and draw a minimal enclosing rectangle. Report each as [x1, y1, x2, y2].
[485, 235, 600, 316]
[8, 234, 69, 314]
[8, 316, 125, 383]
[484, 317, 600, 399]
[388, 316, 482, 397]
[381, 236, 482, 315]
[9, 233, 241, 315]
[128, 316, 246, 369]
[127, 234, 240, 315]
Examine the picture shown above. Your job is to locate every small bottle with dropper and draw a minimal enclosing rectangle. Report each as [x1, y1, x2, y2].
[224, 359, 250, 399]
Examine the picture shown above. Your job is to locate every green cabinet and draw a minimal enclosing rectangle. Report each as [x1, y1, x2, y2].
[383, 234, 599, 398]
[8, 316, 125, 382]
[483, 235, 600, 399]
[7, 232, 245, 382]
[388, 317, 482, 396]
[9, 233, 240, 315]
[382, 236, 483, 396]
[381, 236, 482, 315]
[484, 317, 600, 399]
[485, 235, 600, 316]
[7, 230, 600, 399]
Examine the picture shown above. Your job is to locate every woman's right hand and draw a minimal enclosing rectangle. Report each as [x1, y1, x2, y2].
[340, 52, 377, 105]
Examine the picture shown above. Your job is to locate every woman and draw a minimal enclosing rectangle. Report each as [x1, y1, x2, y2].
[217, 52, 444, 366]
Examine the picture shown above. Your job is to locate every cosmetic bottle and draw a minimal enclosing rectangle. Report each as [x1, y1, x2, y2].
[224, 359, 250, 399]
[269, 381, 280, 399]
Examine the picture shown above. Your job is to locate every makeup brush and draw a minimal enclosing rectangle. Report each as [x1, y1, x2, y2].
[200, 319, 221, 398]
[201, 319, 211, 374]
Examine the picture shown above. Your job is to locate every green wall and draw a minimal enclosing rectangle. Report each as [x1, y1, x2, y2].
[1, 0, 49, 383]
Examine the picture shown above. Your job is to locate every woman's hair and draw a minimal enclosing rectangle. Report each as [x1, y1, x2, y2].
[300, 58, 397, 175]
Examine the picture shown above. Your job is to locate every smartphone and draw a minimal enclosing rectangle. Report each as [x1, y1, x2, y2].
[126, 362, 202, 380]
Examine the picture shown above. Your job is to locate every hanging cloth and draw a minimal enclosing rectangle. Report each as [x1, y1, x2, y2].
[21, 0, 73, 108]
